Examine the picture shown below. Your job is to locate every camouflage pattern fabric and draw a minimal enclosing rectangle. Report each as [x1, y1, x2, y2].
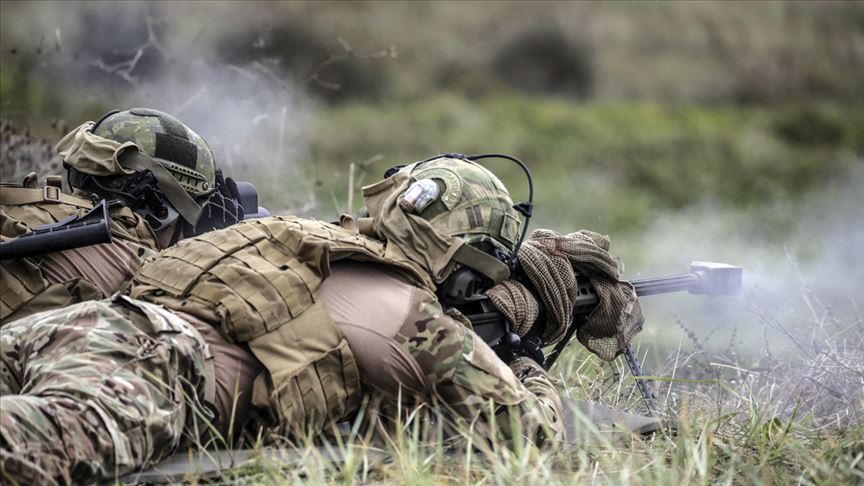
[0, 174, 159, 326]
[395, 296, 564, 445]
[410, 158, 522, 252]
[57, 109, 216, 198]
[95, 108, 216, 196]
[0, 297, 215, 485]
[363, 158, 518, 285]
[507, 357, 566, 445]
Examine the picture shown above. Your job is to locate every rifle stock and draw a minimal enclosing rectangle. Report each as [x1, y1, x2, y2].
[0, 200, 112, 260]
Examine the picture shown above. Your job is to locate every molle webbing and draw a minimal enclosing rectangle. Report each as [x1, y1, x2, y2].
[1, 186, 157, 324]
[129, 216, 431, 435]
[1, 192, 91, 324]
[0, 256, 103, 325]
[131, 216, 429, 341]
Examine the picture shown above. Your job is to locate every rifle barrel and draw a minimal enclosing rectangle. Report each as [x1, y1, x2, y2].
[569, 273, 700, 310]
[632, 274, 700, 296]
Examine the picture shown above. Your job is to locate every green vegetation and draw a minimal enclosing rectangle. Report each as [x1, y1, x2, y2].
[302, 96, 863, 235]
[185, 291, 863, 484]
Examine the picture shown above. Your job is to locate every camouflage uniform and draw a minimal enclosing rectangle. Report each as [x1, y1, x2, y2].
[0, 241, 562, 486]
[1, 107, 237, 326]
[319, 260, 563, 445]
[0, 296, 214, 485]
[0, 157, 564, 484]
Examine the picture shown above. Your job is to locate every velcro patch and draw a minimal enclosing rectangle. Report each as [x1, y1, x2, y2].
[155, 132, 198, 169]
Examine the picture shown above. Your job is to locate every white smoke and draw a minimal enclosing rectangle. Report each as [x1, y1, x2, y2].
[0, 1, 320, 212]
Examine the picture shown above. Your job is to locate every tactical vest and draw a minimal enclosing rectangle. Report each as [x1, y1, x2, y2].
[129, 215, 435, 438]
[0, 174, 159, 324]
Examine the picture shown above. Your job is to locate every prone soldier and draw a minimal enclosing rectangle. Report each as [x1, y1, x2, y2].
[0, 156, 641, 484]
[0, 108, 245, 325]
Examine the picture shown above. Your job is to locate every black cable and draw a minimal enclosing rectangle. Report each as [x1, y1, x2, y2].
[412, 152, 535, 269]
[465, 153, 534, 263]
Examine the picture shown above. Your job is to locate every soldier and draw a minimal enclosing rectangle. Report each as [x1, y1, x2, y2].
[0, 108, 244, 325]
[0, 156, 634, 484]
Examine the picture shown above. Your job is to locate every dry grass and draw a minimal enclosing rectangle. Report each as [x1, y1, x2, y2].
[169, 282, 862, 485]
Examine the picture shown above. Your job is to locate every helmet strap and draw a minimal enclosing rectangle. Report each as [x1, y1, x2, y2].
[117, 149, 202, 226]
[450, 243, 510, 284]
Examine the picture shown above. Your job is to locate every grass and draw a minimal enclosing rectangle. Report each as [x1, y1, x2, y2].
[152, 282, 861, 485]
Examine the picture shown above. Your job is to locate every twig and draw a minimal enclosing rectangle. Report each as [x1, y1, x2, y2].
[87, 9, 168, 85]
[307, 37, 396, 91]
[174, 86, 208, 116]
[347, 162, 356, 214]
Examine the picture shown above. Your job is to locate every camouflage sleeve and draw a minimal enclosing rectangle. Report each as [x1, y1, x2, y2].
[508, 356, 565, 445]
[396, 291, 564, 446]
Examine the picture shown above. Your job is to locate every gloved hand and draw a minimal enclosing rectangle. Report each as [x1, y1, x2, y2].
[516, 228, 644, 361]
[486, 278, 547, 365]
[187, 169, 245, 235]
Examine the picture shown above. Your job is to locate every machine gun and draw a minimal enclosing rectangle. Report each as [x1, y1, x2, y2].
[0, 181, 269, 260]
[459, 261, 743, 416]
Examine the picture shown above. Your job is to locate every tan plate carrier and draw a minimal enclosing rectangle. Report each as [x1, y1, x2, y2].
[129, 215, 434, 438]
[1, 175, 158, 324]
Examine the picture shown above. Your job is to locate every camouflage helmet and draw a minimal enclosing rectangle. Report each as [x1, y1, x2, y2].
[361, 155, 526, 297]
[90, 108, 216, 198]
[61, 108, 221, 237]
[401, 157, 522, 259]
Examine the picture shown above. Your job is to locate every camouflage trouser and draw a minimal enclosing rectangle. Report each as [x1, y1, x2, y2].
[0, 296, 215, 485]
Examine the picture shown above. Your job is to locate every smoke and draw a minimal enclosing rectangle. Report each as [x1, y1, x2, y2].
[129, 58, 319, 212]
[616, 164, 864, 427]
[623, 163, 863, 323]
[1, 1, 320, 211]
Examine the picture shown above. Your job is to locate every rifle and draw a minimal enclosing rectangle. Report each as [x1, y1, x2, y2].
[459, 261, 743, 416]
[0, 200, 113, 260]
[0, 182, 270, 260]
[235, 181, 272, 219]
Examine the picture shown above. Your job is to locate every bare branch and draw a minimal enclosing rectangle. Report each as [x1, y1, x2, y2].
[306, 37, 398, 91]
